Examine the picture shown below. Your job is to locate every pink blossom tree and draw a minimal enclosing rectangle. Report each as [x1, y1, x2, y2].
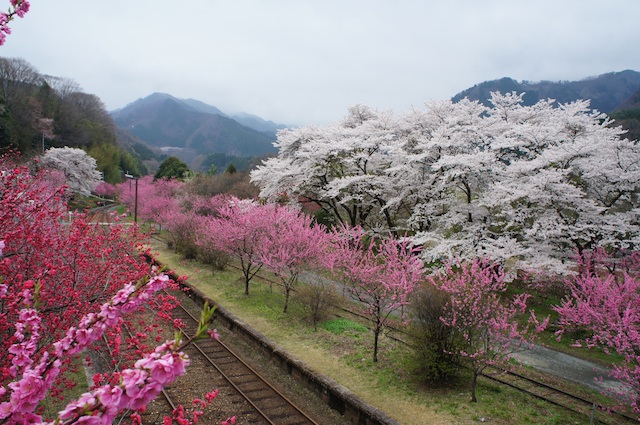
[159, 207, 203, 257]
[199, 198, 269, 295]
[331, 226, 424, 362]
[0, 154, 229, 423]
[258, 205, 334, 313]
[0, 270, 220, 424]
[432, 258, 548, 402]
[157, 193, 231, 259]
[0, 158, 155, 372]
[554, 251, 640, 413]
[117, 176, 185, 225]
[94, 181, 117, 199]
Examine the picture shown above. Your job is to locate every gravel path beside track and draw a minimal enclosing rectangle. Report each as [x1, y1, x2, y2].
[511, 345, 628, 395]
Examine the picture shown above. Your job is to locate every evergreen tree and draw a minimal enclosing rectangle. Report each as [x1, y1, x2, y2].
[225, 162, 237, 174]
[155, 156, 192, 181]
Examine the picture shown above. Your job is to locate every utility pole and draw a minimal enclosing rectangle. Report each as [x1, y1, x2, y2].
[124, 173, 138, 224]
[134, 177, 138, 224]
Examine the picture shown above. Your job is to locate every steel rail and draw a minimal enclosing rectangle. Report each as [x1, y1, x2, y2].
[225, 258, 640, 424]
[101, 327, 177, 416]
[169, 289, 322, 425]
[150, 233, 639, 423]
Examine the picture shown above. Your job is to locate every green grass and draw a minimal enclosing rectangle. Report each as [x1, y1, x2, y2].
[320, 317, 368, 334]
[41, 356, 89, 419]
[148, 237, 626, 424]
[113, 204, 128, 215]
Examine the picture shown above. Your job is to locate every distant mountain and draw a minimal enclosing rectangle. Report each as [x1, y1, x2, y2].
[111, 93, 281, 171]
[230, 112, 288, 135]
[180, 98, 227, 116]
[610, 87, 640, 142]
[452, 70, 640, 113]
[615, 87, 640, 112]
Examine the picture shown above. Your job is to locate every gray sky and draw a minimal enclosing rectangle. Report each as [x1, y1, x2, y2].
[2, 1, 639, 126]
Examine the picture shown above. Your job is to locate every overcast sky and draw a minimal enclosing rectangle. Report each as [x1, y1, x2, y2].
[2, 1, 639, 126]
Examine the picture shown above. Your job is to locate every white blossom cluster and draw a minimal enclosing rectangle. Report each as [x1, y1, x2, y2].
[251, 93, 640, 275]
[40, 147, 102, 196]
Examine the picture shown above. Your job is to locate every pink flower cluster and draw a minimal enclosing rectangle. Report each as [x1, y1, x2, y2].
[8, 309, 41, 377]
[221, 415, 237, 425]
[0, 0, 30, 45]
[163, 390, 231, 425]
[555, 252, 640, 412]
[0, 272, 177, 424]
[53, 272, 170, 358]
[55, 342, 189, 424]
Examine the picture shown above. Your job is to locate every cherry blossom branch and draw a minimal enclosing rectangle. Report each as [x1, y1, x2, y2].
[0, 0, 30, 45]
[51, 340, 189, 425]
[0, 271, 173, 423]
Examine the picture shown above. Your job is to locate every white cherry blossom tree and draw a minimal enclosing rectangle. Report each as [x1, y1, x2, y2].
[252, 105, 403, 232]
[396, 98, 502, 263]
[39, 147, 103, 196]
[252, 94, 640, 275]
[483, 95, 640, 273]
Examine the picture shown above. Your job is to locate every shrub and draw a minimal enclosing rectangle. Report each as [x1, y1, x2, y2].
[296, 274, 342, 330]
[409, 284, 462, 383]
[197, 246, 231, 271]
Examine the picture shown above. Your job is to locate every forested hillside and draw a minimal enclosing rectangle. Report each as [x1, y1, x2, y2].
[0, 56, 152, 182]
[111, 93, 280, 173]
[610, 87, 640, 141]
[452, 70, 640, 113]
[0, 56, 279, 179]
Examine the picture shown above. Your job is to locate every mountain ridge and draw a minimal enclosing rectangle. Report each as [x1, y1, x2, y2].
[112, 92, 286, 135]
[112, 70, 640, 173]
[111, 93, 281, 172]
[452, 70, 640, 113]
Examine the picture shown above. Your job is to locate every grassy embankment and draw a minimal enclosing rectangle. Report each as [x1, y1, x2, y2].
[149, 237, 621, 425]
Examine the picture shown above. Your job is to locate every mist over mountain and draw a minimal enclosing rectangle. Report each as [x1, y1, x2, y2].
[452, 70, 640, 113]
[111, 93, 283, 172]
[111, 71, 640, 173]
[230, 112, 288, 134]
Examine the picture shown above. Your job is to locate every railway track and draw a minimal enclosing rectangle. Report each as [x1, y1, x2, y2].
[480, 365, 638, 425]
[103, 324, 177, 423]
[108, 288, 324, 424]
[225, 260, 640, 424]
[149, 234, 639, 423]
[167, 288, 322, 425]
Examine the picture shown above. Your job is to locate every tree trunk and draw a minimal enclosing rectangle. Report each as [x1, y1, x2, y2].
[377, 197, 396, 236]
[470, 371, 478, 402]
[464, 180, 473, 223]
[283, 287, 290, 313]
[373, 327, 380, 362]
[240, 258, 250, 295]
[244, 271, 250, 295]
